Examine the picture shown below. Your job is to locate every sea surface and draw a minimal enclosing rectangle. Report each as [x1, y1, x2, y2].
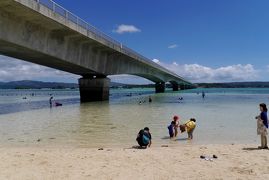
[0, 88, 268, 148]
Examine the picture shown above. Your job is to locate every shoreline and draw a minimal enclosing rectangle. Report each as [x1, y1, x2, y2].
[0, 144, 268, 179]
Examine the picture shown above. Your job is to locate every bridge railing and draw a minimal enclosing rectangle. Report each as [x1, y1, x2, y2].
[33, 0, 189, 83]
[35, 0, 122, 47]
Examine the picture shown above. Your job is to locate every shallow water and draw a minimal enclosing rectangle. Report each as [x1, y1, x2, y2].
[0, 88, 268, 148]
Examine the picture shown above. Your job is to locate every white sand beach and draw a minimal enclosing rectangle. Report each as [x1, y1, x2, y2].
[0, 144, 269, 180]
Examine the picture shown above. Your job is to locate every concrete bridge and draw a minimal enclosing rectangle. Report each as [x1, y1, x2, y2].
[0, 0, 193, 102]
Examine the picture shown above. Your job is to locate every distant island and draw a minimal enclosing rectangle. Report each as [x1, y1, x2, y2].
[196, 82, 269, 88]
[114, 81, 269, 88]
[1, 80, 269, 89]
[0, 80, 155, 89]
[0, 80, 78, 89]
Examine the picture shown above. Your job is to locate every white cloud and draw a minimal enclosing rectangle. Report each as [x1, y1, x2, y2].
[110, 62, 258, 84]
[152, 59, 160, 64]
[113, 24, 141, 34]
[153, 59, 259, 83]
[0, 55, 79, 82]
[0, 55, 261, 84]
[168, 44, 178, 49]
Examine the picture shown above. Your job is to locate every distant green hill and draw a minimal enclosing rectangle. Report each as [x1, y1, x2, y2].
[0, 80, 138, 89]
[0, 80, 78, 89]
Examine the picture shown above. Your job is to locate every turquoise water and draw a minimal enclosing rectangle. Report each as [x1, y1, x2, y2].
[0, 88, 268, 148]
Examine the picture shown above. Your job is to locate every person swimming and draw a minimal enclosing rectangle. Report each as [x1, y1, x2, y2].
[55, 102, 62, 107]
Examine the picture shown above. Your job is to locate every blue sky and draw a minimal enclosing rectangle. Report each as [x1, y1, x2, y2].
[1, 0, 269, 83]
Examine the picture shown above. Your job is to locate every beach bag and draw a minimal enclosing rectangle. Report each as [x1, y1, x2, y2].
[142, 133, 150, 145]
[179, 125, 186, 133]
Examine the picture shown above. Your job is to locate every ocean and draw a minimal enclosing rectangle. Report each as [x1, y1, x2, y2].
[0, 88, 268, 148]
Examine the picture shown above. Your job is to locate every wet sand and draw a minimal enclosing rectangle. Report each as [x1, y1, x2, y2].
[0, 144, 269, 180]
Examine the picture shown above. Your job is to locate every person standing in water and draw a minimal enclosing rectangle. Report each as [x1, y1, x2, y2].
[184, 118, 196, 139]
[149, 96, 152, 103]
[49, 96, 53, 108]
[256, 103, 268, 149]
[202, 91, 205, 99]
[167, 121, 176, 139]
[172, 115, 180, 137]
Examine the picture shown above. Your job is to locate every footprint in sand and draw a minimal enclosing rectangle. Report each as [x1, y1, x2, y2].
[230, 167, 256, 175]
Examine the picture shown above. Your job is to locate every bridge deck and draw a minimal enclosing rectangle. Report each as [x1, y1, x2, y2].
[0, 0, 192, 86]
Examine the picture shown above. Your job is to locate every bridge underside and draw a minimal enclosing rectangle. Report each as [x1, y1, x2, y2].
[0, 0, 193, 102]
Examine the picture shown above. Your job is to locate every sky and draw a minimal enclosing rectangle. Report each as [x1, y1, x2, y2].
[1, 0, 269, 84]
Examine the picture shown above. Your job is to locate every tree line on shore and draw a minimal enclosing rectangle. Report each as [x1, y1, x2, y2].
[196, 82, 269, 88]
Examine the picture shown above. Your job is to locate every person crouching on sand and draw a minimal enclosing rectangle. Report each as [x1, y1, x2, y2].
[136, 127, 152, 148]
[256, 103, 268, 149]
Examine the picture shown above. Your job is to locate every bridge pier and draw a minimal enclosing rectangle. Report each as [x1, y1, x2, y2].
[155, 82, 165, 93]
[179, 84, 186, 90]
[78, 77, 110, 102]
[172, 84, 179, 91]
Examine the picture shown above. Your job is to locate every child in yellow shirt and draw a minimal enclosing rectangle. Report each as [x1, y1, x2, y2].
[184, 118, 196, 139]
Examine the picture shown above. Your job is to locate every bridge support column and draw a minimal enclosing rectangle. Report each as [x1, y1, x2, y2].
[79, 77, 110, 102]
[180, 84, 186, 90]
[172, 84, 179, 91]
[155, 82, 165, 93]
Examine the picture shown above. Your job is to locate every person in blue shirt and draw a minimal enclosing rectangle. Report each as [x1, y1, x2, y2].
[136, 127, 152, 148]
[168, 121, 176, 138]
[256, 103, 268, 149]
